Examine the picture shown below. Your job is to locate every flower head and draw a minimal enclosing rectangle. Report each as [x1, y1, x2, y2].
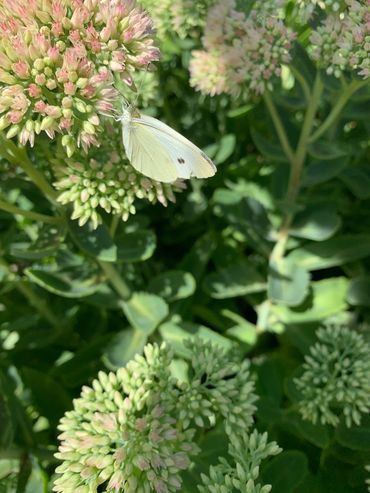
[53, 126, 185, 229]
[189, 0, 296, 99]
[0, 0, 159, 152]
[177, 338, 258, 434]
[139, 0, 215, 39]
[54, 343, 198, 493]
[309, 0, 370, 78]
[198, 430, 282, 493]
[294, 324, 370, 427]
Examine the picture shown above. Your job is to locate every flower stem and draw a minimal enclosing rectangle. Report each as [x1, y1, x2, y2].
[268, 73, 324, 261]
[308, 79, 368, 143]
[16, 281, 61, 327]
[0, 135, 58, 204]
[0, 199, 61, 224]
[17, 152, 59, 204]
[98, 261, 131, 300]
[263, 91, 295, 165]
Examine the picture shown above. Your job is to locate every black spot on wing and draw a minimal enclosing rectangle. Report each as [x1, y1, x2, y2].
[177, 157, 185, 164]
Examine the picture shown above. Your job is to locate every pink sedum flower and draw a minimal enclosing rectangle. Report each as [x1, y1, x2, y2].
[309, 0, 370, 79]
[189, 0, 296, 100]
[0, 0, 160, 154]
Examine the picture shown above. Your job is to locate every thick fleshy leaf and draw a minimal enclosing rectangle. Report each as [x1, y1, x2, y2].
[9, 224, 65, 260]
[272, 277, 348, 324]
[308, 141, 348, 160]
[268, 258, 310, 306]
[339, 166, 370, 199]
[335, 415, 370, 451]
[288, 235, 370, 270]
[148, 270, 196, 301]
[262, 451, 309, 493]
[25, 266, 103, 298]
[102, 327, 147, 370]
[302, 157, 348, 187]
[347, 276, 370, 307]
[204, 261, 266, 299]
[251, 129, 287, 162]
[68, 219, 117, 262]
[214, 134, 236, 164]
[116, 230, 156, 262]
[290, 205, 341, 241]
[159, 321, 233, 358]
[122, 292, 169, 334]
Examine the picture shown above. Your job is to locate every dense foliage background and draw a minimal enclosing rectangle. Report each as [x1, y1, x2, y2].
[1, 0, 370, 492]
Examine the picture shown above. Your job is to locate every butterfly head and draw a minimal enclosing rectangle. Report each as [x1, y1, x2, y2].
[119, 102, 140, 124]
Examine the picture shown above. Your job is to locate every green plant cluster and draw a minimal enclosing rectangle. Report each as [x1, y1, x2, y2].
[1, 1, 370, 492]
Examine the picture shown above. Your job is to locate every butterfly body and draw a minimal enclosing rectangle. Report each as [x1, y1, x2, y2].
[119, 106, 216, 183]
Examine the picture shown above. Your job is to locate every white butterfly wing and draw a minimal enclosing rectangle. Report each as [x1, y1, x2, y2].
[122, 112, 216, 183]
[122, 121, 178, 183]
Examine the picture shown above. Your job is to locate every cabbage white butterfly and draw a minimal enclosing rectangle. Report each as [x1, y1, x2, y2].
[119, 105, 217, 183]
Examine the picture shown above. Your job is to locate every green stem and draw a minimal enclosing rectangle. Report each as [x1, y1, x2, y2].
[263, 91, 295, 165]
[17, 153, 58, 204]
[98, 261, 131, 300]
[0, 199, 61, 224]
[291, 66, 311, 102]
[0, 135, 57, 203]
[110, 215, 120, 238]
[16, 281, 61, 327]
[268, 74, 324, 261]
[308, 79, 368, 143]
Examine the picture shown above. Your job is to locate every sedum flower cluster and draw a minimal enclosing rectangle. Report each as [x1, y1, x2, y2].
[0, 0, 159, 153]
[189, 0, 296, 99]
[294, 325, 370, 427]
[198, 431, 282, 493]
[54, 339, 262, 493]
[309, 0, 370, 78]
[177, 338, 257, 434]
[139, 0, 215, 40]
[52, 125, 185, 228]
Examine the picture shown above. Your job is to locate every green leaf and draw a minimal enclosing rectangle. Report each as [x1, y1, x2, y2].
[24, 461, 47, 493]
[68, 220, 117, 261]
[347, 276, 370, 307]
[121, 292, 169, 334]
[290, 205, 341, 241]
[178, 232, 217, 281]
[25, 266, 103, 298]
[268, 258, 310, 306]
[288, 235, 370, 271]
[214, 134, 236, 164]
[159, 321, 233, 358]
[308, 141, 348, 160]
[21, 368, 71, 424]
[148, 270, 196, 302]
[302, 157, 348, 187]
[335, 416, 370, 451]
[9, 224, 65, 260]
[262, 451, 309, 493]
[339, 166, 370, 199]
[102, 327, 147, 370]
[272, 277, 349, 324]
[115, 230, 156, 262]
[251, 129, 287, 162]
[227, 104, 254, 118]
[279, 412, 331, 448]
[203, 261, 266, 299]
[223, 310, 258, 346]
